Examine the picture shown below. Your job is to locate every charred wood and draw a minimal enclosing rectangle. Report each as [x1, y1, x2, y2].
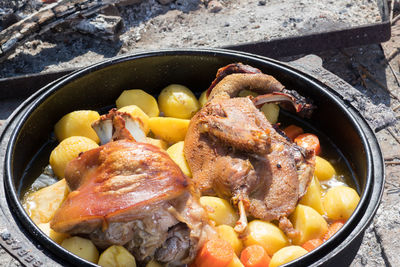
[0, 0, 126, 61]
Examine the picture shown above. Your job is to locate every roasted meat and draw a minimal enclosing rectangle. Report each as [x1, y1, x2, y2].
[184, 63, 315, 235]
[51, 110, 215, 265]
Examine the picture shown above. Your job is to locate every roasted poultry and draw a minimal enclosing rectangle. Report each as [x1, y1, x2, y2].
[184, 63, 315, 235]
[51, 110, 216, 265]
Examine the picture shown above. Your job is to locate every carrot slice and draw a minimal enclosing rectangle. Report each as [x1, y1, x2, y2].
[283, 125, 304, 141]
[294, 133, 321, 155]
[195, 238, 235, 267]
[240, 245, 271, 267]
[323, 220, 345, 241]
[302, 239, 323, 252]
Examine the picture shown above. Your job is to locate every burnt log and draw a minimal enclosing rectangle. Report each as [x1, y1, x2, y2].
[0, 0, 126, 62]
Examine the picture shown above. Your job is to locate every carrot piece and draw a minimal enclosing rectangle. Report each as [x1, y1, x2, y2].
[302, 239, 324, 252]
[195, 238, 235, 267]
[294, 133, 321, 155]
[283, 125, 304, 141]
[240, 245, 271, 267]
[323, 220, 345, 241]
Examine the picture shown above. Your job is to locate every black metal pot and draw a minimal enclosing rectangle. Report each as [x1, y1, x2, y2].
[0, 49, 384, 267]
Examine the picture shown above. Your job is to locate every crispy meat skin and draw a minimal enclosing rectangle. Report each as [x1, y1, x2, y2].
[51, 140, 188, 232]
[51, 140, 215, 264]
[184, 63, 315, 227]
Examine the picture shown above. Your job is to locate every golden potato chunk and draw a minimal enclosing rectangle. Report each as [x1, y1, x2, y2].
[50, 136, 99, 178]
[243, 220, 289, 256]
[260, 103, 280, 124]
[144, 137, 168, 150]
[146, 260, 162, 267]
[116, 89, 159, 117]
[37, 223, 69, 244]
[269, 246, 308, 267]
[167, 141, 192, 177]
[323, 186, 360, 220]
[23, 179, 69, 224]
[199, 90, 208, 107]
[54, 110, 100, 143]
[228, 254, 244, 267]
[238, 90, 258, 97]
[217, 225, 243, 256]
[158, 84, 200, 119]
[314, 156, 336, 181]
[118, 105, 150, 134]
[98, 245, 136, 267]
[290, 204, 328, 245]
[61, 236, 99, 264]
[299, 176, 325, 215]
[200, 196, 239, 227]
[148, 117, 190, 144]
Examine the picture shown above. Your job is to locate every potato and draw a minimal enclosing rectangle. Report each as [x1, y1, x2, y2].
[290, 204, 328, 245]
[146, 260, 162, 267]
[98, 245, 136, 267]
[323, 186, 360, 220]
[118, 105, 150, 134]
[116, 89, 159, 117]
[199, 90, 208, 107]
[217, 225, 243, 256]
[200, 196, 239, 227]
[144, 137, 168, 150]
[260, 103, 280, 124]
[299, 176, 325, 215]
[148, 117, 190, 144]
[243, 220, 289, 256]
[54, 110, 100, 143]
[37, 223, 69, 244]
[228, 254, 244, 267]
[61, 236, 99, 264]
[158, 84, 200, 119]
[269, 246, 308, 267]
[50, 136, 99, 178]
[314, 156, 336, 181]
[23, 179, 69, 224]
[238, 90, 258, 97]
[167, 141, 192, 177]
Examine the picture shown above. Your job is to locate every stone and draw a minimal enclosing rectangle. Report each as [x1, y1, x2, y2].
[288, 54, 396, 131]
[74, 14, 123, 41]
[208, 0, 223, 13]
[258, 0, 266, 6]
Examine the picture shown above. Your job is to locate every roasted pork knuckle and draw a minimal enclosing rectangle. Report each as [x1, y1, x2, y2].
[51, 110, 215, 265]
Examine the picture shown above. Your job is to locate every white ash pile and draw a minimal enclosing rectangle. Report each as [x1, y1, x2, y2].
[0, 0, 382, 78]
[0, 0, 220, 61]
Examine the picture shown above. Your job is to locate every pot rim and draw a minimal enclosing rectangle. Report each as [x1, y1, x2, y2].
[3, 48, 384, 267]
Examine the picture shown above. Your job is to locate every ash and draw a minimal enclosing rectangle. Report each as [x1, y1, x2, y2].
[0, 0, 381, 78]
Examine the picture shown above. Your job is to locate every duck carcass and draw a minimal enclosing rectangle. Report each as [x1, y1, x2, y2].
[184, 63, 315, 236]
